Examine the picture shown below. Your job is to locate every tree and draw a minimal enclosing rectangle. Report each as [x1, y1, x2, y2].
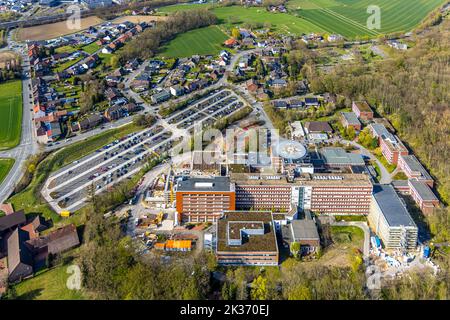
[346, 126, 356, 141]
[290, 242, 301, 258]
[110, 55, 120, 69]
[250, 275, 268, 300]
[231, 27, 241, 39]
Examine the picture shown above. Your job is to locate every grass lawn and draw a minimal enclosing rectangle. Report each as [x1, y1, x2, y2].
[392, 171, 408, 180]
[0, 158, 14, 184]
[159, 25, 228, 58]
[330, 226, 364, 246]
[13, 265, 86, 300]
[98, 52, 116, 67]
[334, 215, 367, 222]
[54, 57, 82, 73]
[0, 80, 22, 150]
[81, 42, 100, 54]
[55, 45, 78, 54]
[8, 123, 142, 223]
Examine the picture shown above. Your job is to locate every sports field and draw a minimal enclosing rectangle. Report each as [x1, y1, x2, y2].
[0, 80, 22, 150]
[159, 25, 228, 58]
[159, 0, 446, 38]
[0, 158, 14, 184]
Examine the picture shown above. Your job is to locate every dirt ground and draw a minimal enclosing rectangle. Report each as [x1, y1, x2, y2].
[0, 51, 18, 68]
[112, 15, 168, 24]
[15, 16, 104, 41]
[315, 244, 354, 268]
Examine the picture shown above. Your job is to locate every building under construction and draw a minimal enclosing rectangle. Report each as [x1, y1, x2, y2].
[368, 184, 418, 250]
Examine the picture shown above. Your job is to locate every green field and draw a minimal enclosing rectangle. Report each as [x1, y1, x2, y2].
[159, 25, 228, 58]
[0, 80, 22, 150]
[13, 265, 86, 300]
[291, 0, 446, 37]
[81, 42, 100, 54]
[159, 1, 446, 38]
[0, 158, 14, 184]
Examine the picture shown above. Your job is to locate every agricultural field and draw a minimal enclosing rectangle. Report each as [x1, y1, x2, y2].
[159, 1, 446, 38]
[213, 6, 325, 34]
[15, 16, 104, 41]
[158, 25, 228, 58]
[290, 0, 447, 37]
[0, 80, 22, 150]
[160, 5, 325, 35]
[0, 158, 14, 184]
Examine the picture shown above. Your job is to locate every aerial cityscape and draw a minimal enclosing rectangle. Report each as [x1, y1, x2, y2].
[0, 0, 449, 303]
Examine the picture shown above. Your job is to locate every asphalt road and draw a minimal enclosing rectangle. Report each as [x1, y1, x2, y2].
[0, 37, 38, 203]
[41, 85, 249, 213]
[342, 139, 392, 184]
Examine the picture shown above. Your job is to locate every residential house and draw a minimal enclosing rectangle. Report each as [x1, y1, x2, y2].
[7, 228, 33, 283]
[170, 85, 184, 97]
[151, 89, 171, 104]
[305, 97, 320, 107]
[78, 114, 104, 131]
[304, 121, 333, 134]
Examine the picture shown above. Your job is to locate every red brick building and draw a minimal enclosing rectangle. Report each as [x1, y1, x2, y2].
[175, 177, 235, 223]
[352, 101, 373, 120]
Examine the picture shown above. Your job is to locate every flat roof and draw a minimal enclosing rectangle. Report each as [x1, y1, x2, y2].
[231, 172, 372, 187]
[401, 155, 432, 180]
[391, 180, 409, 187]
[372, 184, 416, 228]
[217, 211, 278, 252]
[341, 112, 361, 126]
[409, 179, 438, 201]
[370, 123, 395, 142]
[176, 176, 231, 192]
[353, 101, 372, 112]
[320, 147, 365, 166]
[290, 219, 320, 241]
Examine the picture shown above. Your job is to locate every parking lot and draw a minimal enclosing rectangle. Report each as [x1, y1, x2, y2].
[43, 88, 251, 213]
[46, 124, 175, 211]
[166, 89, 246, 132]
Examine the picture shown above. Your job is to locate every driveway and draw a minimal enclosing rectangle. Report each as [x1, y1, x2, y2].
[342, 139, 392, 184]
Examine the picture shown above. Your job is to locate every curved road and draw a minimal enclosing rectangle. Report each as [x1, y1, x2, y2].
[342, 139, 392, 184]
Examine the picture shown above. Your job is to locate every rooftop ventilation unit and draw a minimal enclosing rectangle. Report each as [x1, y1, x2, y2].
[194, 182, 214, 188]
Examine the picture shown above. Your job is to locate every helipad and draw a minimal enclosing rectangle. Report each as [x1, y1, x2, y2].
[276, 139, 307, 161]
